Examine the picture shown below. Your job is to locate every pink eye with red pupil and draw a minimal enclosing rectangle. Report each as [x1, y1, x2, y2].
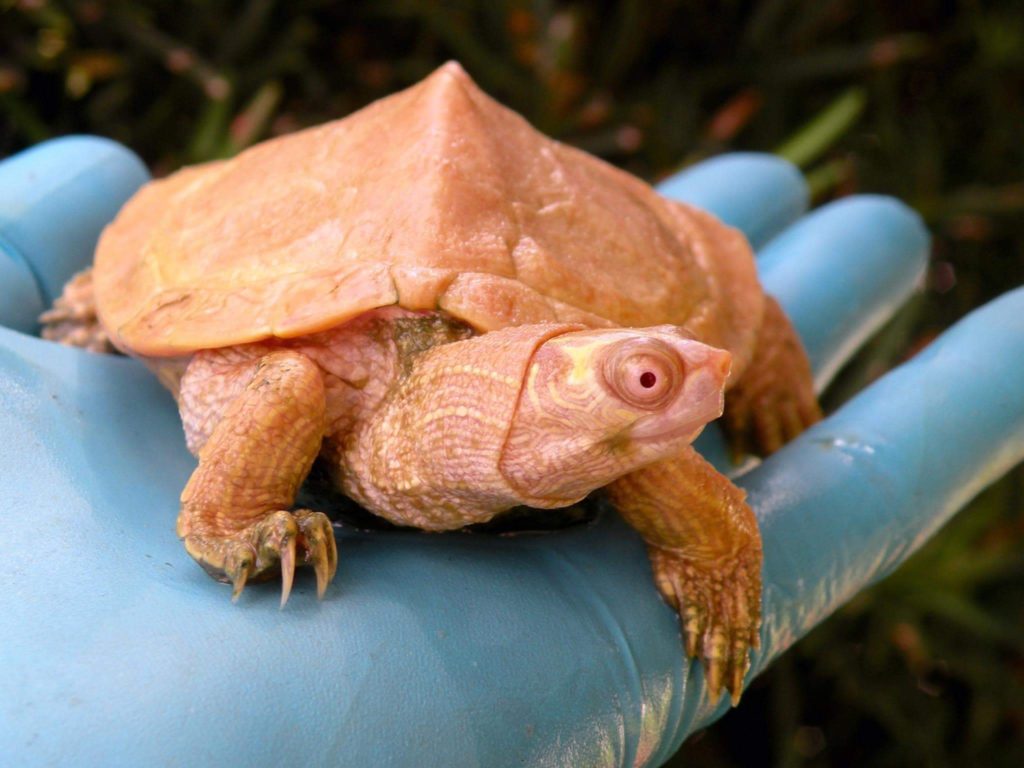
[601, 338, 685, 409]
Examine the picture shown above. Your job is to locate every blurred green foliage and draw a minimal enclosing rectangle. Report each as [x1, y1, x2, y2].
[2, 1, 1022, 765]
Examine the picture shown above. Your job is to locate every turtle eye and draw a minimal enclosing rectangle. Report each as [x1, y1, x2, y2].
[602, 339, 684, 409]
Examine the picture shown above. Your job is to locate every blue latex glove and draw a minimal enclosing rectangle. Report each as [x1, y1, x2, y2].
[2, 137, 1022, 768]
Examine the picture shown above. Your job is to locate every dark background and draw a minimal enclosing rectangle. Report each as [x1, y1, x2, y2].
[2, 1, 1022, 765]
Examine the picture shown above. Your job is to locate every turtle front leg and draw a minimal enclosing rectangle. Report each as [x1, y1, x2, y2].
[607, 445, 762, 705]
[177, 349, 337, 604]
[723, 296, 821, 458]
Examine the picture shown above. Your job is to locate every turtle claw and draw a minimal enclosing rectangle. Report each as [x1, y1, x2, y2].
[294, 509, 338, 599]
[279, 534, 297, 608]
[648, 543, 762, 706]
[183, 508, 337, 603]
[214, 543, 255, 602]
[729, 642, 750, 706]
[704, 627, 728, 703]
[230, 565, 250, 603]
[315, 558, 330, 599]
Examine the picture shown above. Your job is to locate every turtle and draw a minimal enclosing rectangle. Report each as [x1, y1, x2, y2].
[42, 62, 820, 704]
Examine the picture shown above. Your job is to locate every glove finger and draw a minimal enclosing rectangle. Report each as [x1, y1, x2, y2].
[0, 136, 148, 332]
[758, 195, 930, 391]
[657, 153, 809, 250]
[753, 286, 1024, 671]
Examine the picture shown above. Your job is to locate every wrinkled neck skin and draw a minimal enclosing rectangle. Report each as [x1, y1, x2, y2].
[331, 317, 580, 530]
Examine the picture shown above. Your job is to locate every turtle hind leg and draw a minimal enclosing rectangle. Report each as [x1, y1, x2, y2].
[39, 268, 117, 354]
[723, 296, 821, 459]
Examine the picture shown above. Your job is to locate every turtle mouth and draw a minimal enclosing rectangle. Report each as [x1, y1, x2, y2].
[631, 418, 706, 444]
[628, 413, 709, 447]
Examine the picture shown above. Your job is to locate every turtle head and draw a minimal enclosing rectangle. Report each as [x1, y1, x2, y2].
[500, 326, 732, 505]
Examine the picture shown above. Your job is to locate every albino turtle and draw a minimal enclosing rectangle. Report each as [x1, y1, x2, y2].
[43, 62, 820, 703]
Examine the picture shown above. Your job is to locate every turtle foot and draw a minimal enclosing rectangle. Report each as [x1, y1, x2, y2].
[723, 378, 821, 459]
[649, 543, 762, 705]
[723, 296, 820, 458]
[183, 509, 338, 606]
[39, 268, 117, 354]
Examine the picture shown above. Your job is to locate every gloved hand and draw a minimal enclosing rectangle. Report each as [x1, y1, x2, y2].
[1, 137, 1021, 768]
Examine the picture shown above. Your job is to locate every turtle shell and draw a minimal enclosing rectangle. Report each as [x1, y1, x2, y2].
[94, 62, 764, 375]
